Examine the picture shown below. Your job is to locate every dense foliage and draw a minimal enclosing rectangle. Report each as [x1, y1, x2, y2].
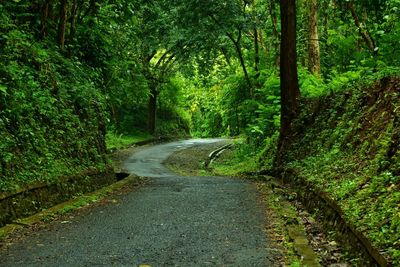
[259, 76, 400, 264]
[180, 0, 400, 139]
[168, 0, 400, 263]
[0, 2, 111, 192]
[0, 0, 399, 263]
[0, 0, 189, 192]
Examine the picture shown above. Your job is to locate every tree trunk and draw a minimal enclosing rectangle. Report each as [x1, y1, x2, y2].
[254, 27, 260, 81]
[258, 31, 269, 57]
[69, 0, 78, 42]
[209, 14, 253, 93]
[148, 83, 157, 135]
[269, 0, 280, 66]
[40, 0, 51, 39]
[58, 0, 68, 49]
[347, 1, 377, 55]
[306, 0, 321, 75]
[269, 0, 279, 40]
[225, 29, 253, 96]
[235, 40, 253, 96]
[221, 47, 232, 67]
[111, 105, 120, 130]
[322, 0, 329, 47]
[277, 0, 300, 163]
[230, 37, 253, 96]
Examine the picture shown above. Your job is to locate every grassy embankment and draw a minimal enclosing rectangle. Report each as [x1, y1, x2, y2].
[211, 76, 400, 265]
[105, 132, 152, 150]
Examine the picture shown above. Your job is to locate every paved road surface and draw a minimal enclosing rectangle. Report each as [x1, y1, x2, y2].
[0, 139, 274, 266]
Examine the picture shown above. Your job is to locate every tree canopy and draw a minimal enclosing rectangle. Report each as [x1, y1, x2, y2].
[1, 0, 399, 263]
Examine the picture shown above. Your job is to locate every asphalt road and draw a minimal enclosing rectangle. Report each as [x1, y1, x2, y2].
[0, 139, 274, 266]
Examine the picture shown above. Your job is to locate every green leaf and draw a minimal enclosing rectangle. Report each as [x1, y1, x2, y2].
[0, 84, 7, 94]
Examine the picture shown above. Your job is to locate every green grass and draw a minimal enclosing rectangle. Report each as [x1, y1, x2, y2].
[105, 132, 152, 150]
[210, 139, 260, 177]
[212, 156, 258, 176]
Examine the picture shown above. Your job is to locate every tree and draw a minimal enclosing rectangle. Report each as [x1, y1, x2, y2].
[268, 0, 280, 66]
[304, 0, 321, 74]
[334, 0, 378, 56]
[172, 0, 257, 96]
[207, 0, 254, 94]
[40, 0, 51, 39]
[144, 50, 179, 134]
[254, 26, 260, 81]
[277, 0, 300, 162]
[346, 1, 377, 55]
[57, 0, 67, 48]
[134, 0, 187, 134]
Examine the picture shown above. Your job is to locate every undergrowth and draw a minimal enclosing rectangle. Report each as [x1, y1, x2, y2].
[261, 76, 400, 265]
[210, 139, 259, 176]
[105, 132, 152, 150]
[214, 73, 400, 265]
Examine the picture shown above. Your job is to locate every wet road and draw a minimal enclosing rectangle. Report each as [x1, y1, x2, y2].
[0, 139, 274, 266]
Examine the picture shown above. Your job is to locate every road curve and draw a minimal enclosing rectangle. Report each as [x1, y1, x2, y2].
[0, 139, 274, 266]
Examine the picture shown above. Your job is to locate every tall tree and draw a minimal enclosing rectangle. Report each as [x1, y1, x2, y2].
[209, 6, 254, 94]
[135, 1, 185, 134]
[277, 0, 300, 162]
[346, 1, 377, 55]
[254, 27, 260, 81]
[269, 0, 280, 66]
[69, 0, 78, 42]
[305, 0, 321, 74]
[40, 0, 52, 39]
[226, 27, 253, 93]
[57, 0, 67, 48]
[144, 50, 178, 134]
[333, 0, 379, 55]
[173, 0, 256, 96]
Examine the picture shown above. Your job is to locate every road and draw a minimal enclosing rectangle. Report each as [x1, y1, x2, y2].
[0, 139, 275, 266]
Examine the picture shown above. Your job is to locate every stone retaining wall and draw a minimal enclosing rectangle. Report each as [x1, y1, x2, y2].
[278, 173, 391, 267]
[0, 166, 116, 227]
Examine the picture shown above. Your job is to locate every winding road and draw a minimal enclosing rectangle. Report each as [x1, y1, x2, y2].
[0, 139, 275, 266]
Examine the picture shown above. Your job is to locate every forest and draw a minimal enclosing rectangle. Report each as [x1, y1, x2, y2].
[0, 0, 399, 265]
